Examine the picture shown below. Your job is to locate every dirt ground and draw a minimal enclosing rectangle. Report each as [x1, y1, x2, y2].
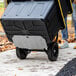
[0, 43, 76, 76]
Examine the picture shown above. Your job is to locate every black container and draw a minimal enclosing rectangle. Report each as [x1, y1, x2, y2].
[1, 0, 68, 43]
[1, 0, 73, 61]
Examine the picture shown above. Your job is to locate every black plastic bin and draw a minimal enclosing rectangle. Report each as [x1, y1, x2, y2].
[1, 0, 73, 61]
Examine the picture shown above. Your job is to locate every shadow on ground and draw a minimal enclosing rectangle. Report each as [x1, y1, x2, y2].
[56, 58, 76, 76]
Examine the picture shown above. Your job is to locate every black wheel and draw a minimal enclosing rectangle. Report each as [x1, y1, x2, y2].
[16, 47, 29, 59]
[47, 42, 59, 61]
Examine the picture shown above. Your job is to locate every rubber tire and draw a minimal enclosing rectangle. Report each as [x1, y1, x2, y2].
[16, 47, 28, 59]
[47, 42, 59, 61]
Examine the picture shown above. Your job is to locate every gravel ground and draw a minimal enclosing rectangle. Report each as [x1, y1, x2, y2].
[0, 43, 76, 76]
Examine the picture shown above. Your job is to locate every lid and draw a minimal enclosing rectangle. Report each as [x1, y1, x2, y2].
[2, 1, 54, 19]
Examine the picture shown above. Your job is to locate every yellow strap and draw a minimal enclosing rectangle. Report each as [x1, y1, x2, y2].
[58, 0, 66, 27]
[70, 0, 73, 13]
